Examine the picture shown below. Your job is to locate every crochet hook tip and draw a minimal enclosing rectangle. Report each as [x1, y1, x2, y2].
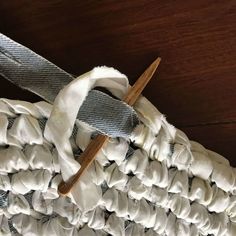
[123, 57, 161, 106]
[148, 57, 161, 78]
[154, 57, 161, 65]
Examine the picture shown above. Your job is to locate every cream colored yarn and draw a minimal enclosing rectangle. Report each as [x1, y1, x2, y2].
[0, 67, 235, 236]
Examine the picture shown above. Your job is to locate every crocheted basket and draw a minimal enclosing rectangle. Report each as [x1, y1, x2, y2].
[0, 35, 236, 236]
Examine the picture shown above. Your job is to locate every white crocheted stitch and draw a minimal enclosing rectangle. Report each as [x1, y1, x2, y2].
[0, 67, 236, 236]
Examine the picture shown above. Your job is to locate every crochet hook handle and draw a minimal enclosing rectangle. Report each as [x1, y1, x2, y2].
[58, 57, 161, 196]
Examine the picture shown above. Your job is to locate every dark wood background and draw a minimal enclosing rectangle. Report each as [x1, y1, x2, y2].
[0, 1, 235, 165]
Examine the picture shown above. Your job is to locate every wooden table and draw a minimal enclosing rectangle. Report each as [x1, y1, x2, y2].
[0, 1, 235, 165]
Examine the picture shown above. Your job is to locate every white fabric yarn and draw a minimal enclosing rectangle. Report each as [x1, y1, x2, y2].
[0, 66, 235, 236]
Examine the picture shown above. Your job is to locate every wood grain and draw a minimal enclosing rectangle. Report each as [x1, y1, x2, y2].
[0, 1, 235, 164]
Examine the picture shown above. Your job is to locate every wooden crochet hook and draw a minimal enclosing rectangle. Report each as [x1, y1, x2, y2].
[58, 57, 161, 196]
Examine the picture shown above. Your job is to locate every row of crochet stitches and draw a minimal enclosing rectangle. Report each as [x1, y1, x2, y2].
[0, 77, 236, 235]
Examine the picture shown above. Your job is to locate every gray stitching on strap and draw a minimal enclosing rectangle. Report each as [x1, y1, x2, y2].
[0, 190, 8, 208]
[24, 191, 34, 209]
[8, 219, 18, 234]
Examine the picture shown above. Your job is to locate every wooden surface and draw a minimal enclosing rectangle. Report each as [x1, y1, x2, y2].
[0, 1, 235, 165]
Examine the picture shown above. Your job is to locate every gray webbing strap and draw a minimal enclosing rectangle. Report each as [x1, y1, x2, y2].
[0, 33, 139, 138]
[79, 90, 139, 138]
[0, 33, 73, 103]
